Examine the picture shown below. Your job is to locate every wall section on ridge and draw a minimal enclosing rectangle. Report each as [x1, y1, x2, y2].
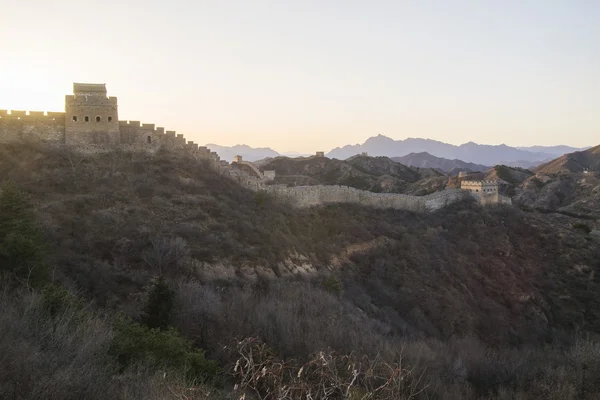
[252, 183, 470, 212]
[0, 110, 65, 144]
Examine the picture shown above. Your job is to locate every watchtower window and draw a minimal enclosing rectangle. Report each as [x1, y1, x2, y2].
[108, 116, 112, 122]
[84, 116, 89, 122]
[147, 136, 152, 144]
[72, 116, 77, 122]
[96, 116, 101, 122]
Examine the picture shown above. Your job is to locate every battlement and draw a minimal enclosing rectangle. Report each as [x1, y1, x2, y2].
[0, 109, 66, 144]
[460, 179, 501, 198]
[0, 110, 66, 120]
[0, 83, 214, 165]
[461, 180, 499, 186]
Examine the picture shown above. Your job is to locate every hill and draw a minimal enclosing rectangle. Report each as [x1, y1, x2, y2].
[534, 145, 600, 175]
[3, 142, 600, 398]
[393, 152, 489, 174]
[513, 145, 600, 217]
[326, 135, 561, 165]
[258, 154, 447, 195]
[484, 165, 534, 185]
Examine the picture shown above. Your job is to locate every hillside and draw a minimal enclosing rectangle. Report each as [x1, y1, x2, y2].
[259, 154, 447, 195]
[534, 145, 600, 175]
[326, 135, 563, 165]
[514, 146, 600, 217]
[393, 152, 489, 174]
[484, 165, 534, 185]
[3, 143, 600, 398]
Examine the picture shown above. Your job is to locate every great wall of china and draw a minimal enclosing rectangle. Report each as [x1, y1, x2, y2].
[223, 156, 510, 211]
[0, 83, 511, 213]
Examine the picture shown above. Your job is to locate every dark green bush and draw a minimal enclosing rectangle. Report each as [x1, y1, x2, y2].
[110, 322, 220, 382]
[572, 223, 592, 234]
[322, 275, 343, 296]
[42, 284, 78, 317]
[254, 190, 267, 206]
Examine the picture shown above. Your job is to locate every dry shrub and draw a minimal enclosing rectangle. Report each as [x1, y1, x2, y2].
[142, 236, 190, 273]
[0, 287, 225, 400]
[230, 337, 427, 400]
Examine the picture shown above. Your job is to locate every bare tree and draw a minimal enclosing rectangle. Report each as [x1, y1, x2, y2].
[142, 236, 190, 274]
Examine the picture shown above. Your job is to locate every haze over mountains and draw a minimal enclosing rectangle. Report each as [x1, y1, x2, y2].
[393, 152, 489, 174]
[326, 135, 587, 166]
[205, 144, 280, 162]
[208, 135, 588, 166]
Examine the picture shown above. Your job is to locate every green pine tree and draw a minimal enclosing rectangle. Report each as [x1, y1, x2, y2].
[142, 277, 175, 330]
[0, 181, 48, 287]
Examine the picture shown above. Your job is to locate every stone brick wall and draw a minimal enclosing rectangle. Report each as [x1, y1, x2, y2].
[0, 84, 211, 160]
[0, 110, 65, 144]
[243, 181, 471, 212]
[461, 180, 499, 195]
[219, 160, 505, 213]
[476, 192, 512, 206]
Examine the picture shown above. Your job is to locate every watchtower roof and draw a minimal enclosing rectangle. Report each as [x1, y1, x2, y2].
[73, 83, 107, 96]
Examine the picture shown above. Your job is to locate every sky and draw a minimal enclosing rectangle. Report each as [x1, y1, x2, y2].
[1, 0, 599, 153]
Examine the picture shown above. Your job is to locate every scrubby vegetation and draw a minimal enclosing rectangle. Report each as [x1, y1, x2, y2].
[2, 142, 600, 399]
[259, 154, 447, 194]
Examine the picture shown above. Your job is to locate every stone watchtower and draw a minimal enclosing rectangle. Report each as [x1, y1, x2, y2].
[65, 83, 119, 146]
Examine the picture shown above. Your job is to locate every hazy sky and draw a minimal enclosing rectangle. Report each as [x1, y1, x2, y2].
[1, 1, 599, 152]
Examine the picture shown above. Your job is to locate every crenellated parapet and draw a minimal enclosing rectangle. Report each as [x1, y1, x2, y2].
[459, 179, 511, 205]
[462, 179, 500, 185]
[0, 83, 219, 166]
[116, 120, 212, 160]
[0, 110, 66, 120]
[0, 109, 66, 144]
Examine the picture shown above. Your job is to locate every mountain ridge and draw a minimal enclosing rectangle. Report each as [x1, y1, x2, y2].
[206, 137, 587, 166]
[326, 135, 584, 166]
[205, 143, 280, 162]
[392, 152, 489, 174]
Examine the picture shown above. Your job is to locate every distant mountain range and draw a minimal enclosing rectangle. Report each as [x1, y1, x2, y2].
[207, 136, 588, 166]
[205, 144, 280, 162]
[392, 152, 489, 174]
[326, 135, 587, 166]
